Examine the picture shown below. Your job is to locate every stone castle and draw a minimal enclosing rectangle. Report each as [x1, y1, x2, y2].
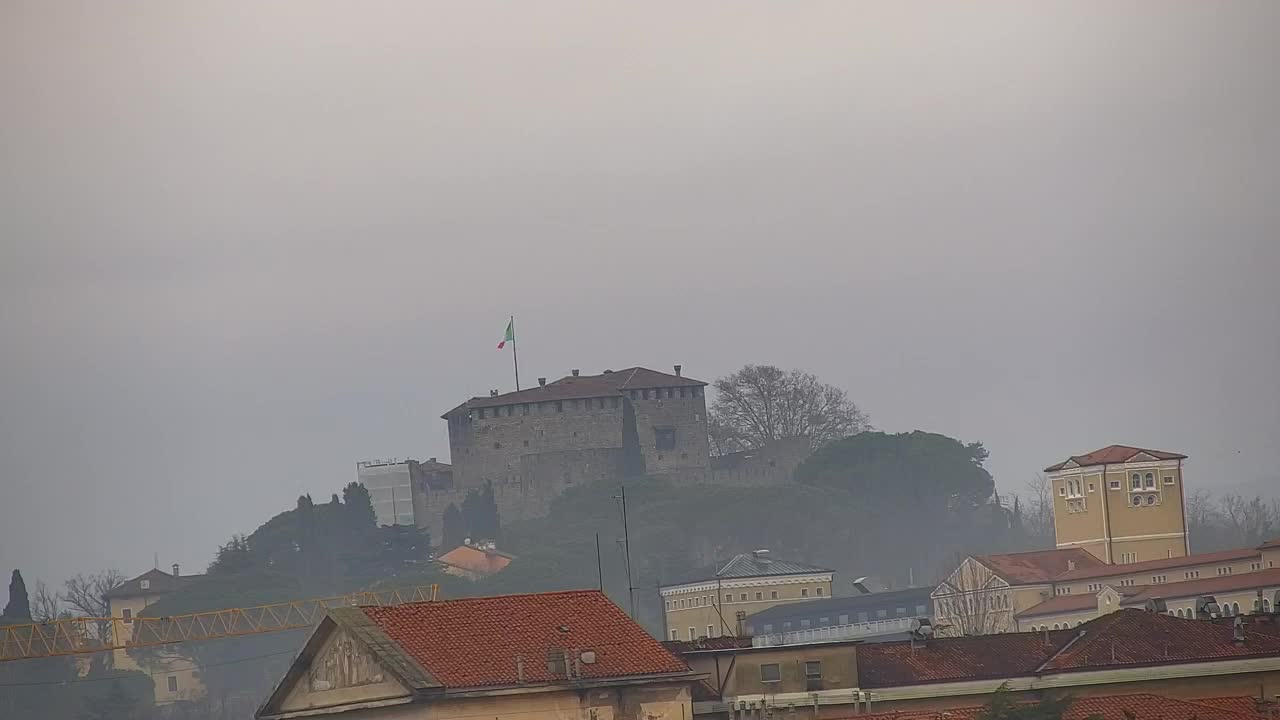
[409, 365, 811, 541]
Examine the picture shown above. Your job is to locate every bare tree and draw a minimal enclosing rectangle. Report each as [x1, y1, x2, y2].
[62, 569, 125, 643]
[932, 556, 1010, 636]
[1219, 494, 1276, 547]
[1021, 474, 1055, 544]
[709, 364, 870, 453]
[30, 580, 62, 623]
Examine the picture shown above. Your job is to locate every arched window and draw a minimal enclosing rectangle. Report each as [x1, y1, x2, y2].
[1233, 602, 1242, 615]
[1052, 623, 1061, 630]
[1176, 609, 1185, 618]
[1144, 472, 1155, 489]
[1131, 473, 1142, 490]
[1264, 598, 1272, 613]
[1224, 604, 1234, 617]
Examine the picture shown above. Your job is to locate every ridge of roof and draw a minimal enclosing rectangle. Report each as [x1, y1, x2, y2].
[1055, 547, 1262, 582]
[1016, 586, 1150, 619]
[1045, 444, 1187, 472]
[1122, 567, 1280, 605]
[665, 553, 833, 587]
[849, 693, 1271, 720]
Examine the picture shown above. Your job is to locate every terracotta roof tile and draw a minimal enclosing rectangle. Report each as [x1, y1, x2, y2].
[436, 545, 515, 576]
[1123, 567, 1280, 606]
[359, 590, 689, 689]
[857, 630, 1073, 687]
[858, 609, 1280, 689]
[1045, 445, 1186, 472]
[1040, 609, 1280, 672]
[848, 694, 1271, 720]
[974, 549, 1106, 585]
[1055, 548, 1261, 582]
[662, 636, 755, 653]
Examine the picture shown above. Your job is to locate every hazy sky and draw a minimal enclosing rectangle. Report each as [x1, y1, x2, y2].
[2, 2, 1278, 589]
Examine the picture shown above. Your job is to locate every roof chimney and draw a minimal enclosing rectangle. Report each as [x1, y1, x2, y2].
[538, 377, 547, 387]
[751, 549, 771, 563]
[572, 369, 580, 377]
[172, 563, 179, 577]
[674, 364, 682, 377]
[428, 457, 437, 463]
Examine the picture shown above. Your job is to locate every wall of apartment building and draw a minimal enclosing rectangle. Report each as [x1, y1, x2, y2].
[1155, 587, 1280, 619]
[683, 644, 859, 702]
[1265, 546, 1280, 570]
[446, 396, 627, 490]
[107, 595, 204, 705]
[663, 576, 834, 641]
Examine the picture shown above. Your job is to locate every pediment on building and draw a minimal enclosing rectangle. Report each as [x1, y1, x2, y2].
[259, 610, 440, 718]
[1127, 452, 1157, 463]
[1059, 460, 1080, 470]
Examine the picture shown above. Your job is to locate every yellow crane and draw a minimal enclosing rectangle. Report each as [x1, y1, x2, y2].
[0, 584, 437, 662]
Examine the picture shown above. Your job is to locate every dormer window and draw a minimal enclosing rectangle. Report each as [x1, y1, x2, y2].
[140, 579, 150, 590]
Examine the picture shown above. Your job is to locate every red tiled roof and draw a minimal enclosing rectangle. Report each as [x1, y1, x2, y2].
[857, 630, 1075, 687]
[359, 590, 689, 689]
[1123, 567, 1280, 605]
[848, 694, 1270, 720]
[447, 367, 706, 414]
[1045, 445, 1186, 472]
[858, 609, 1280, 689]
[437, 545, 514, 576]
[1016, 586, 1148, 620]
[1041, 609, 1280, 672]
[974, 548, 1106, 585]
[1260, 538, 1280, 550]
[1055, 548, 1261, 582]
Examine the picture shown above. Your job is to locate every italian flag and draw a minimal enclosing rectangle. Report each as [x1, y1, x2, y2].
[497, 319, 514, 349]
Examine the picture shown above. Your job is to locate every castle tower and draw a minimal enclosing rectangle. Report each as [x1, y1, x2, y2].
[1044, 445, 1189, 564]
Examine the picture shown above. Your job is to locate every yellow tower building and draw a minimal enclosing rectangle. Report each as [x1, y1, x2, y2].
[1045, 445, 1189, 564]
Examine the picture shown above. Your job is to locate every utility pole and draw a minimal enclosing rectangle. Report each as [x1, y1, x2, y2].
[615, 486, 635, 618]
[595, 533, 603, 591]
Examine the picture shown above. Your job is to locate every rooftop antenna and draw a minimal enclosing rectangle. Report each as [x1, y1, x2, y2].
[613, 486, 635, 618]
[153, 552, 158, 570]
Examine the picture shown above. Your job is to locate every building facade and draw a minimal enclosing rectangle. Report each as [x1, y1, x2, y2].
[743, 587, 934, 644]
[356, 458, 442, 527]
[1045, 444, 1190, 564]
[659, 551, 833, 641]
[104, 567, 204, 705]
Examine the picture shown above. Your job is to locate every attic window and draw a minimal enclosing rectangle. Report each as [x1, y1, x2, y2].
[140, 580, 150, 590]
[1110, 480, 1121, 490]
[1163, 476, 1175, 485]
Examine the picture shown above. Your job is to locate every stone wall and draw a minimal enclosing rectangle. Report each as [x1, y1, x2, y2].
[627, 390, 712, 474]
[446, 397, 626, 491]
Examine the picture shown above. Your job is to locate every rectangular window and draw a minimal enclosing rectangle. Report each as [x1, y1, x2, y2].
[896, 607, 907, 615]
[858, 611, 869, 623]
[1164, 475, 1175, 485]
[122, 608, 132, 624]
[1252, 562, 1262, 571]
[725, 594, 733, 603]
[740, 593, 747, 601]
[771, 591, 778, 600]
[755, 592, 763, 601]
[670, 629, 678, 640]
[839, 614, 849, 624]
[760, 663, 781, 683]
[819, 616, 830, 626]
[805, 660, 822, 690]
[800, 619, 810, 628]
[1059, 487, 1066, 496]
[655, 428, 676, 450]
[1110, 480, 1121, 490]
[801, 589, 809, 597]
[762, 624, 773, 633]
[708, 625, 715, 637]
[689, 627, 696, 640]
[815, 587, 824, 597]
[1088, 483, 1095, 492]
[877, 609, 887, 618]
[916, 604, 928, 615]
[167, 676, 178, 693]
[140, 580, 150, 590]
[665, 601, 672, 611]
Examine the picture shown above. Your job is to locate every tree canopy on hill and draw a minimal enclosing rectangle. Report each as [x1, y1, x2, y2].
[797, 431, 995, 510]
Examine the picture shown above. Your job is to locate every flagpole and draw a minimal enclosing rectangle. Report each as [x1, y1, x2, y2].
[510, 315, 520, 391]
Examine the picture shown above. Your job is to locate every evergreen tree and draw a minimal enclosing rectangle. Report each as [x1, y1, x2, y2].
[442, 503, 465, 549]
[342, 482, 377, 529]
[977, 684, 1083, 720]
[4, 569, 31, 620]
[462, 482, 500, 542]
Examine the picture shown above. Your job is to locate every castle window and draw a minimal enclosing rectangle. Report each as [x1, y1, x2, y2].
[1144, 473, 1155, 489]
[655, 427, 676, 450]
